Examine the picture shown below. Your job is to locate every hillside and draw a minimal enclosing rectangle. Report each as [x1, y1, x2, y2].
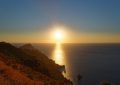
[0, 42, 73, 85]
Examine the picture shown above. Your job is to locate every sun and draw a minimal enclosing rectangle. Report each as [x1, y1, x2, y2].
[54, 30, 63, 41]
[51, 25, 66, 43]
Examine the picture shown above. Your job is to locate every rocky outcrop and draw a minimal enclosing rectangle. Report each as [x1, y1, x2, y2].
[0, 42, 73, 85]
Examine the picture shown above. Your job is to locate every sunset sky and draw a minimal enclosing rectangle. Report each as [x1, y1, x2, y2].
[0, 0, 120, 43]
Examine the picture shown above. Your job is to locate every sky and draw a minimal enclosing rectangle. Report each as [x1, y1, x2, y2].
[0, 0, 120, 43]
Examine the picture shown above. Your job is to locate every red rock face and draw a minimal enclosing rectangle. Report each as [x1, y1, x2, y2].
[0, 60, 44, 85]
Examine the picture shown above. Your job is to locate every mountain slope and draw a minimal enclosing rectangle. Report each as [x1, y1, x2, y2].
[20, 44, 65, 79]
[0, 42, 73, 85]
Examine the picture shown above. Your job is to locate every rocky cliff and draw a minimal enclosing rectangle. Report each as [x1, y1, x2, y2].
[0, 42, 73, 85]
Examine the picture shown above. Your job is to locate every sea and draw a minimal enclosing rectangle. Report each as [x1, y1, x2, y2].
[16, 43, 120, 85]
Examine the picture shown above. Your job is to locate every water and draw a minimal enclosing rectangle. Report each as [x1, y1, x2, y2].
[32, 44, 120, 85]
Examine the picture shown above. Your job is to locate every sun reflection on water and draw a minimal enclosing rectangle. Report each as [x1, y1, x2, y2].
[52, 42, 71, 80]
[53, 42, 65, 65]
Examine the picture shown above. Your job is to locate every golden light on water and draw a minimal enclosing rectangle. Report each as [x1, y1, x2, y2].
[52, 43, 70, 79]
[53, 43, 65, 65]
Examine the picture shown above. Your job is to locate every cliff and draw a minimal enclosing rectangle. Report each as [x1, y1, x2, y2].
[0, 42, 73, 85]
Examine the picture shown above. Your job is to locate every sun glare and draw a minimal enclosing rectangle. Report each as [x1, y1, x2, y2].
[51, 25, 66, 43]
[54, 30, 63, 40]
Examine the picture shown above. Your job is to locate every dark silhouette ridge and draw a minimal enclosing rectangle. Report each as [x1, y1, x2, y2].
[20, 44, 65, 79]
[20, 43, 35, 50]
[0, 42, 73, 85]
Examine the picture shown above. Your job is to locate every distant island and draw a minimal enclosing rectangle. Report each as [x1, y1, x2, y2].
[0, 42, 73, 85]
